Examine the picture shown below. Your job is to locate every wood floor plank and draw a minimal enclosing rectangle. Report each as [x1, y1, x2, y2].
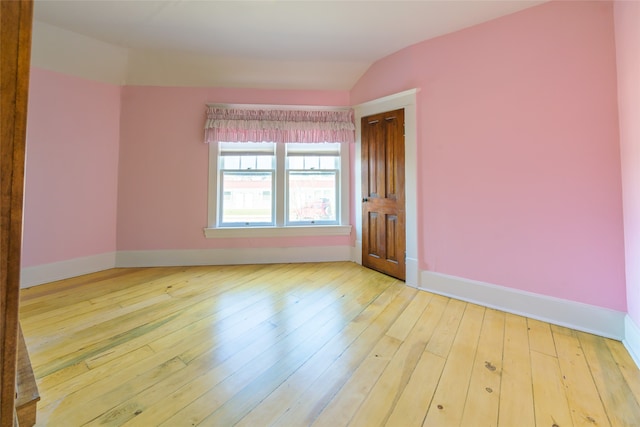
[530, 350, 573, 427]
[550, 323, 577, 337]
[460, 308, 505, 427]
[169, 263, 364, 364]
[153, 282, 292, 353]
[422, 303, 485, 426]
[527, 318, 557, 357]
[20, 268, 176, 317]
[126, 269, 398, 427]
[346, 291, 434, 427]
[163, 296, 398, 427]
[51, 357, 187, 426]
[384, 288, 432, 342]
[269, 283, 412, 427]
[16, 263, 640, 427]
[578, 332, 640, 426]
[384, 351, 446, 427]
[146, 312, 348, 427]
[126, 269, 383, 427]
[103, 268, 332, 419]
[120, 320, 297, 426]
[231, 272, 393, 427]
[273, 286, 415, 427]
[383, 293, 449, 427]
[35, 346, 156, 409]
[19, 268, 149, 305]
[26, 293, 170, 349]
[29, 264, 305, 375]
[423, 297, 466, 358]
[204, 295, 398, 427]
[498, 313, 535, 427]
[34, 265, 338, 423]
[553, 331, 610, 426]
[606, 339, 640, 406]
[311, 334, 403, 427]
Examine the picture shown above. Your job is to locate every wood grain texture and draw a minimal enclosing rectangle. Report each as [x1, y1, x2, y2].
[361, 109, 406, 280]
[498, 313, 535, 427]
[18, 263, 640, 426]
[15, 325, 40, 426]
[1, 0, 33, 425]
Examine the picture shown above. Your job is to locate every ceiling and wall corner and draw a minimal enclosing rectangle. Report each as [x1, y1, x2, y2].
[30, 0, 547, 90]
[30, 21, 129, 85]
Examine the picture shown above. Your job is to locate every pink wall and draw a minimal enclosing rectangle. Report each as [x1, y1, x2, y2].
[23, 1, 629, 314]
[116, 86, 351, 250]
[23, 68, 121, 267]
[351, 1, 626, 310]
[615, 1, 640, 324]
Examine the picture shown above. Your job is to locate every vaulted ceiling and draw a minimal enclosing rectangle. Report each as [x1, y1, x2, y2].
[33, 0, 547, 89]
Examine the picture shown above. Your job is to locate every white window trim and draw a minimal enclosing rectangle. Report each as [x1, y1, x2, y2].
[205, 140, 351, 238]
[204, 225, 352, 238]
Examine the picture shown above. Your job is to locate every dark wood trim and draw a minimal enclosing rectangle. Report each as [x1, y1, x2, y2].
[1, 1, 33, 425]
[16, 325, 39, 426]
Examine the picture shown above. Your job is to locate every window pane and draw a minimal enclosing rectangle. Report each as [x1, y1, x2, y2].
[286, 142, 340, 156]
[220, 142, 275, 154]
[286, 155, 338, 170]
[222, 156, 240, 169]
[288, 171, 337, 222]
[305, 156, 320, 170]
[240, 156, 256, 169]
[319, 156, 338, 169]
[221, 172, 273, 224]
[288, 156, 303, 170]
[256, 155, 274, 169]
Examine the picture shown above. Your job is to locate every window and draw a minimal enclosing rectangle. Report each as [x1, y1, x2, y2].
[219, 142, 275, 226]
[212, 141, 346, 230]
[203, 105, 353, 238]
[286, 143, 339, 224]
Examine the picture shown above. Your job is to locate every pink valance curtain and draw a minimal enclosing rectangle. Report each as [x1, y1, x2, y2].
[204, 106, 355, 144]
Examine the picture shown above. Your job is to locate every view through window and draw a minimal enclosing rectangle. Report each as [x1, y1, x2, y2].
[218, 142, 341, 227]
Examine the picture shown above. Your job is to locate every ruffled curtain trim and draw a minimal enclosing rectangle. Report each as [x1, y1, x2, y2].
[204, 107, 355, 144]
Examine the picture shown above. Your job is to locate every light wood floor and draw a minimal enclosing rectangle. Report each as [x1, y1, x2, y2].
[19, 262, 640, 426]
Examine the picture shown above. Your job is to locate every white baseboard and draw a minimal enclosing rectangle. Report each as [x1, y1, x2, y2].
[115, 245, 353, 267]
[405, 258, 419, 288]
[624, 315, 640, 369]
[352, 240, 363, 265]
[20, 252, 116, 288]
[420, 270, 625, 340]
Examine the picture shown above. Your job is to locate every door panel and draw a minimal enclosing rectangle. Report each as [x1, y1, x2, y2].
[362, 109, 406, 280]
[366, 212, 380, 258]
[386, 214, 398, 261]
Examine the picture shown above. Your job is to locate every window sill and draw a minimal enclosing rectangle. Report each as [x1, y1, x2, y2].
[204, 225, 352, 239]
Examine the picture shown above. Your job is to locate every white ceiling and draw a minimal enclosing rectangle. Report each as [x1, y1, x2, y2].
[33, 0, 547, 89]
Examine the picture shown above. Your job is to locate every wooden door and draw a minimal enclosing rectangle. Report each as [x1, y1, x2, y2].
[361, 109, 405, 280]
[1, 0, 33, 425]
